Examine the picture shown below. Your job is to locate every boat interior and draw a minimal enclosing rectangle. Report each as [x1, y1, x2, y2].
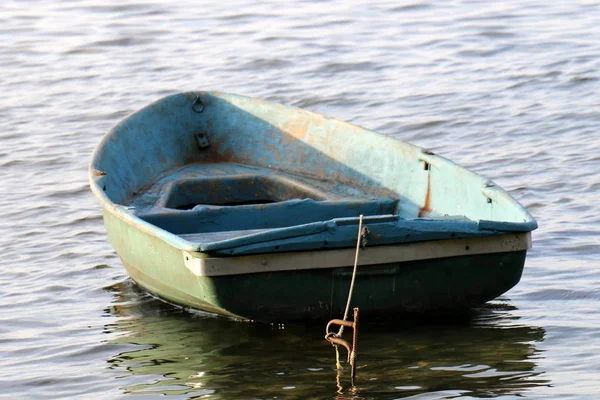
[90, 92, 536, 254]
[133, 162, 399, 243]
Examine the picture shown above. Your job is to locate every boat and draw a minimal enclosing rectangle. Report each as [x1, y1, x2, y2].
[89, 91, 537, 322]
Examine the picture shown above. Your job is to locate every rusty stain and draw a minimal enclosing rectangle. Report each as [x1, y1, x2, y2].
[94, 170, 107, 176]
[204, 147, 236, 163]
[422, 150, 435, 155]
[282, 117, 310, 142]
[185, 91, 205, 100]
[418, 172, 432, 217]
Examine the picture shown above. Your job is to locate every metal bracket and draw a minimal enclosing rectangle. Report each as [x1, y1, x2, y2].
[192, 94, 204, 113]
[325, 308, 359, 389]
[195, 132, 210, 149]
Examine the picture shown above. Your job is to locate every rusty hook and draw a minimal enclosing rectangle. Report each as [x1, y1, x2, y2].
[325, 308, 359, 388]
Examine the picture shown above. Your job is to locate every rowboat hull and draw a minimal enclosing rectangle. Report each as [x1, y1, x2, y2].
[91, 91, 537, 322]
[103, 206, 529, 322]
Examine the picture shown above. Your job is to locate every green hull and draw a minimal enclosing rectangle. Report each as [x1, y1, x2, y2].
[90, 92, 537, 323]
[106, 207, 525, 322]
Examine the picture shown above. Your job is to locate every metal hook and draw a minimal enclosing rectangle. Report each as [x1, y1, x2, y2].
[325, 308, 359, 388]
[192, 94, 204, 113]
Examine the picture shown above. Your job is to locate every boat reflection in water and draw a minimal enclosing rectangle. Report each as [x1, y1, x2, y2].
[105, 280, 550, 399]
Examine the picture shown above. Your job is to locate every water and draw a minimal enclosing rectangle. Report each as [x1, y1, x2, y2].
[1, 0, 599, 398]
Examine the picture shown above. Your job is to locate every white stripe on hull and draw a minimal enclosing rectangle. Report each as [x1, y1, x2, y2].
[183, 232, 531, 277]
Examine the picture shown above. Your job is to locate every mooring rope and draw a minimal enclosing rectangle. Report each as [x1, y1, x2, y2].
[324, 214, 368, 389]
[338, 214, 364, 337]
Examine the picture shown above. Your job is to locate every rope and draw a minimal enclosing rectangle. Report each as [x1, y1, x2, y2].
[324, 213, 367, 390]
[337, 214, 364, 337]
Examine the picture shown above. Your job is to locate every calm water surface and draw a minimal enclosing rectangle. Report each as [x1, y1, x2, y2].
[1, 1, 599, 398]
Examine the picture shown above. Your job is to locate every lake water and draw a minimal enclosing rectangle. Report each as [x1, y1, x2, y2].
[1, 0, 599, 398]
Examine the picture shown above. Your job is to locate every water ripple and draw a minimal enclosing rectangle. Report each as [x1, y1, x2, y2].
[1, 0, 599, 398]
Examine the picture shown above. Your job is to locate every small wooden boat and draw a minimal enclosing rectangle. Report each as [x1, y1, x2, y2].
[89, 92, 537, 322]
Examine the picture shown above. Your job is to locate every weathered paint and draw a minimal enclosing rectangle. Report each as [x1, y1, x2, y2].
[89, 91, 538, 321]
